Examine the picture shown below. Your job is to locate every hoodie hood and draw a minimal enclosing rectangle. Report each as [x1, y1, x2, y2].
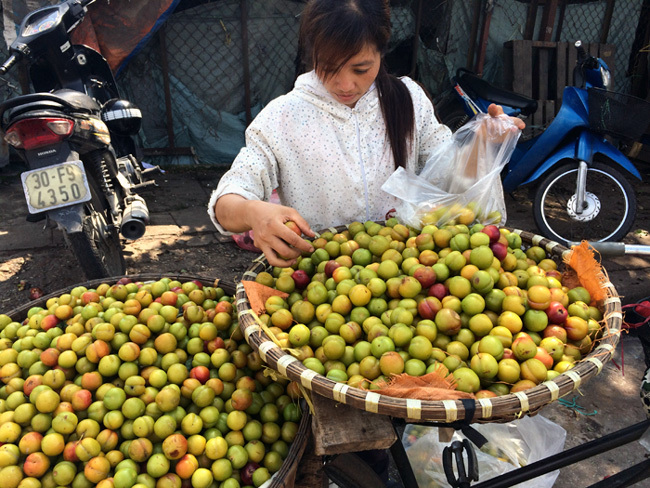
[292, 70, 379, 121]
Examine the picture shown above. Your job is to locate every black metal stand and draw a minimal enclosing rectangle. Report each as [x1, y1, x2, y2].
[389, 418, 650, 488]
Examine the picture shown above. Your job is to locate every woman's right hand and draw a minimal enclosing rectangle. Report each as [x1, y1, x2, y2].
[247, 200, 316, 267]
[216, 194, 315, 267]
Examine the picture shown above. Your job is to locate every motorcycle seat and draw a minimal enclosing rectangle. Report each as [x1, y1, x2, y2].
[457, 69, 538, 116]
[53, 89, 101, 113]
[3, 89, 101, 123]
[5, 101, 68, 123]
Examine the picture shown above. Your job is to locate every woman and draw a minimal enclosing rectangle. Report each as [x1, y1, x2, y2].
[209, 0, 522, 267]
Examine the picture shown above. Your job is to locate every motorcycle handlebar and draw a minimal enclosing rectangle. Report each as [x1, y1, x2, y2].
[0, 54, 18, 75]
[574, 40, 587, 61]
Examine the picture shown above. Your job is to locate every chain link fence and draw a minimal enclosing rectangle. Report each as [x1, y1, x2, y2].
[114, 0, 647, 166]
[0, 0, 646, 166]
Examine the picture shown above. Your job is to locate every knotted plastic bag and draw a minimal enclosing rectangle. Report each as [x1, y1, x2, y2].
[382, 113, 520, 229]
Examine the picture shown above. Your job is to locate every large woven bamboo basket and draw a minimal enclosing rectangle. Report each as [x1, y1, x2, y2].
[2, 273, 313, 488]
[2, 273, 235, 321]
[236, 229, 622, 423]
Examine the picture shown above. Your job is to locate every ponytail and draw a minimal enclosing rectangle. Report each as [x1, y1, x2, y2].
[375, 64, 415, 169]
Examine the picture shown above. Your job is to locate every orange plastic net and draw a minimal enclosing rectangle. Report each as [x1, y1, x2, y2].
[369, 363, 476, 401]
[562, 241, 610, 306]
[242, 280, 289, 315]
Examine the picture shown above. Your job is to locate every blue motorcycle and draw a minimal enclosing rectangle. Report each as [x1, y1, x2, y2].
[435, 41, 650, 245]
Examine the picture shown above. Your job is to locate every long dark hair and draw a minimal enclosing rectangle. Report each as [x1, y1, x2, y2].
[298, 0, 415, 168]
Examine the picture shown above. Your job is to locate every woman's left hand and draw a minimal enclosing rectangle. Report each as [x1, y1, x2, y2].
[487, 103, 526, 130]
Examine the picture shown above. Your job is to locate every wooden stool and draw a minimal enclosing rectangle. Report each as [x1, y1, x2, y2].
[310, 393, 397, 455]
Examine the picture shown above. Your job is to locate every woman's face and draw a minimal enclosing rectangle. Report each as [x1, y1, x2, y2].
[318, 44, 381, 108]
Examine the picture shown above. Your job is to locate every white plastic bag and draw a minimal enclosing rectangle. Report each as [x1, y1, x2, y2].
[402, 415, 566, 488]
[382, 113, 520, 229]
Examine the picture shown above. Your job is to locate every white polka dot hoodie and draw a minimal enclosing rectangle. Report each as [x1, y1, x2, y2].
[208, 70, 452, 233]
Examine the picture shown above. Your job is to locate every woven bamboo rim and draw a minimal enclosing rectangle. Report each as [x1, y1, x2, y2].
[236, 228, 622, 423]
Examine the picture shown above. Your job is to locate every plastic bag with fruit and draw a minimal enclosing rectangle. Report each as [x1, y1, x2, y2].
[401, 414, 566, 488]
[382, 112, 520, 229]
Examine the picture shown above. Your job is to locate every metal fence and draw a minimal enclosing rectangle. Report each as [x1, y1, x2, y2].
[0, 0, 646, 166]
[112, 0, 647, 165]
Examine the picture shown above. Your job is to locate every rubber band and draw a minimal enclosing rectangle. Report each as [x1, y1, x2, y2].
[332, 383, 349, 404]
[365, 392, 381, 413]
[543, 380, 560, 401]
[532, 234, 544, 246]
[478, 398, 493, 418]
[558, 396, 597, 416]
[257, 341, 276, 362]
[242, 271, 257, 280]
[276, 355, 297, 377]
[545, 241, 561, 253]
[442, 399, 458, 423]
[608, 311, 623, 320]
[299, 368, 317, 389]
[604, 296, 620, 306]
[406, 398, 422, 420]
[586, 356, 604, 373]
[243, 323, 260, 340]
[564, 370, 582, 389]
[596, 343, 614, 353]
[514, 391, 530, 412]
[235, 297, 248, 307]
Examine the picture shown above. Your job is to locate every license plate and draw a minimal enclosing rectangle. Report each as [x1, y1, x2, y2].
[21, 161, 92, 214]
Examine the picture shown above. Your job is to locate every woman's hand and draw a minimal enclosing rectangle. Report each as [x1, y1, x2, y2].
[215, 194, 315, 267]
[487, 103, 526, 130]
[246, 201, 316, 267]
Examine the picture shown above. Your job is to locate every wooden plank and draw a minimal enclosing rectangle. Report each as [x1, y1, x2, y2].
[538, 47, 550, 100]
[556, 42, 568, 102]
[545, 100, 556, 124]
[554, 0, 567, 41]
[512, 40, 534, 97]
[531, 40, 558, 49]
[310, 394, 397, 456]
[475, 0, 494, 75]
[567, 41, 578, 85]
[587, 42, 599, 58]
[601, 0, 615, 44]
[539, 0, 559, 42]
[467, 0, 482, 69]
[524, 0, 539, 40]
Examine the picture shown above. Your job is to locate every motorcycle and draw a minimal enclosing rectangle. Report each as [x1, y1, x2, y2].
[0, 0, 158, 279]
[435, 40, 649, 245]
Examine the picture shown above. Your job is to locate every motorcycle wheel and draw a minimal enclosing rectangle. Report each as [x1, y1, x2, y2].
[532, 160, 637, 245]
[435, 94, 470, 132]
[65, 170, 125, 279]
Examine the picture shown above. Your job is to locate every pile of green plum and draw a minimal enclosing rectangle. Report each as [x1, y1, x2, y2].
[254, 218, 603, 397]
[0, 277, 303, 488]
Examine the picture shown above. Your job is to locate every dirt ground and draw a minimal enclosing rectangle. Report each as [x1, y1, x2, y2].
[1, 160, 650, 487]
